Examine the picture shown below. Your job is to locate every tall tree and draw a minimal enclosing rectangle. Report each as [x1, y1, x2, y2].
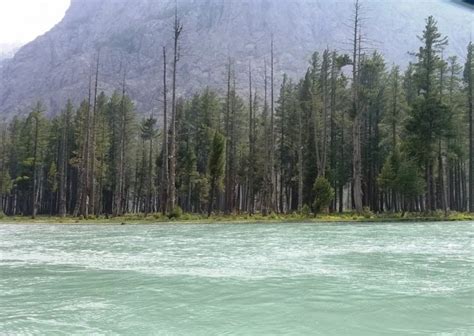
[0, 121, 11, 214]
[315, 49, 331, 177]
[89, 50, 100, 215]
[141, 115, 157, 215]
[270, 35, 276, 211]
[111, 73, 135, 216]
[405, 16, 449, 211]
[464, 42, 473, 212]
[248, 62, 255, 214]
[224, 59, 234, 214]
[351, 0, 363, 213]
[169, 5, 183, 212]
[262, 59, 271, 214]
[208, 131, 225, 217]
[58, 100, 73, 217]
[29, 102, 47, 218]
[161, 46, 169, 214]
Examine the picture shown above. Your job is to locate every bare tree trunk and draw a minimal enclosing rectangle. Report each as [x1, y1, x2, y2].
[97, 102, 107, 215]
[468, 44, 473, 212]
[262, 59, 270, 215]
[321, 50, 330, 176]
[279, 77, 285, 213]
[82, 73, 92, 218]
[270, 35, 276, 212]
[470, 81, 473, 212]
[147, 129, 153, 215]
[161, 46, 169, 215]
[297, 100, 303, 211]
[438, 140, 448, 214]
[169, 7, 182, 212]
[113, 71, 127, 216]
[89, 50, 100, 216]
[0, 123, 7, 214]
[329, 51, 338, 211]
[230, 76, 237, 212]
[58, 103, 71, 217]
[32, 111, 40, 219]
[351, 0, 363, 213]
[225, 59, 232, 214]
[339, 105, 346, 213]
[248, 62, 254, 214]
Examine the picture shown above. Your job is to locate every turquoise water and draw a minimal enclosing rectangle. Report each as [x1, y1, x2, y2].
[0, 222, 473, 335]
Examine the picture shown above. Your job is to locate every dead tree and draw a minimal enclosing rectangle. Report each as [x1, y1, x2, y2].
[169, 5, 183, 212]
[161, 46, 169, 214]
[351, 0, 363, 213]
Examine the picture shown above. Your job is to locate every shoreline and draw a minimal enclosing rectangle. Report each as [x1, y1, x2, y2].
[1, 212, 472, 225]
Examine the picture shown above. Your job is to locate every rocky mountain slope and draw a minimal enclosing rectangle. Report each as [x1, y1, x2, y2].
[0, 0, 472, 118]
[0, 43, 21, 61]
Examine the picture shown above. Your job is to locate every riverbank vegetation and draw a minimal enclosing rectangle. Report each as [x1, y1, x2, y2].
[0, 212, 472, 225]
[0, 8, 472, 219]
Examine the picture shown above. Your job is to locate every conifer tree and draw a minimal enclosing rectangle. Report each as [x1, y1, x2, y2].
[208, 131, 225, 217]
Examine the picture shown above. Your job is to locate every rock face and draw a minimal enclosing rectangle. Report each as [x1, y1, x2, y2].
[0, 0, 472, 118]
[0, 43, 21, 61]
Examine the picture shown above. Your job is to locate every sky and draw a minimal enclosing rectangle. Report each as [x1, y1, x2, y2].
[0, 0, 70, 45]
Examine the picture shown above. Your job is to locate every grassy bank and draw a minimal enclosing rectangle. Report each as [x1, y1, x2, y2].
[0, 211, 473, 225]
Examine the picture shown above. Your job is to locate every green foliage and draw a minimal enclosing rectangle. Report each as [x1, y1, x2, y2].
[208, 131, 226, 191]
[0, 171, 12, 195]
[312, 176, 335, 213]
[300, 204, 311, 217]
[378, 150, 400, 191]
[168, 206, 183, 219]
[0, 15, 470, 217]
[405, 16, 452, 162]
[47, 162, 58, 193]
[396, 159, 425, 199]
[378, 150, 424, 201]
[378, 158, 396, 191]
[140, 116, 157, 141]
[193, 175, 209, 211]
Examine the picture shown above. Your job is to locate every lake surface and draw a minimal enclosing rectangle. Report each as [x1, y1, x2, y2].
[0, 222, 473, 335]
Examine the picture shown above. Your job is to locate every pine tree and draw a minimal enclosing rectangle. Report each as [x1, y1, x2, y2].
[405, 16, 449, 212]
[208, 131, 225, 217]
[28, 102, 48, 218]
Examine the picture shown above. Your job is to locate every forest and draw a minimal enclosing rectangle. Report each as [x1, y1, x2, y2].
[0, 10, 472, 219]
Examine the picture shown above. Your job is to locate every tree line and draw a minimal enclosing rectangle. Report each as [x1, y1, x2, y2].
[0, 10, 472, 218]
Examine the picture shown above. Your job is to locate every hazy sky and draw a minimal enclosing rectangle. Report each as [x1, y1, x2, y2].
[0, 0, 70, 45]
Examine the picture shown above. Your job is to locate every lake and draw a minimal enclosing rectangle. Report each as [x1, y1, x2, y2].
[1, 222, 473, 335]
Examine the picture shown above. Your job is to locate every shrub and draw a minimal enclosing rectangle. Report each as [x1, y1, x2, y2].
[362, 207, 373, 218]
[312, 176, 335, 214]
[300, 204, 312, 217]
[268, 212, 279, 220]
[168, 206, 183, 219]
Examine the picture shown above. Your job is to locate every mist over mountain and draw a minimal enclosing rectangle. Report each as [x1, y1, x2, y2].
[0, 0, 471, 118]
[0, 43, 21, 60]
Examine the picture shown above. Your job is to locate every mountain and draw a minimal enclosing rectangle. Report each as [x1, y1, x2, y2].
[0, 0, 472, 118]
[0, 43, 21, 61]
[0, 43, 22, 72]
